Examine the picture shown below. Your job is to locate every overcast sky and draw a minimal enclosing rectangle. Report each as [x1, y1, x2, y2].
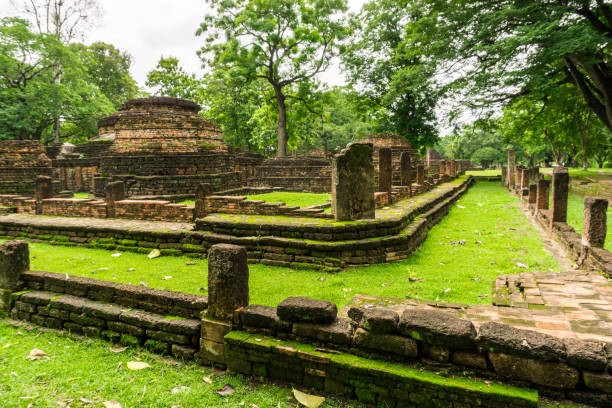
[1, 0, 366, 89]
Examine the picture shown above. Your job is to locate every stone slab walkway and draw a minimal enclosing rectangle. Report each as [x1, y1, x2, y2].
[0, 214, 193, 233]
[344, 269, 612, 344]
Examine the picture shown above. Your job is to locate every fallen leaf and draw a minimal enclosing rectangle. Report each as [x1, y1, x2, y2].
[516, 262, 528, 268]
[317, 277, 326, 282]
[163, 276, 173, 280]
[79, 397, 95, 404]
[127, 361, 150, 370]
[147, 249, 160, 259]
[128, 268, 135, 272]
[111, 253, 122, 257]
[3, 342, 12, 349]
[171, 386, 190, 394]
[292, 388, 325, 408]
[249, 405, 259, 408]
[109, 347, 127, 353]
[457, 205, 466, 209]
[408, 277, 422, 282]
[27, 348, 48, 360]
[203, 376, 213, 384]
[103, 402, 122, 408]
[381, 282, 390, 287]
[214, 384, 235, 396]
[185, 262, 198, 266]
[139, 281, 148, 287]
[444, 288, 451, 293]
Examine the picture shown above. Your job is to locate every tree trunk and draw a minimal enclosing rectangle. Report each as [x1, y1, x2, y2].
[581, 130, 588, 171]
[274, 86, 288, 157]
[53, 65, 61, 144]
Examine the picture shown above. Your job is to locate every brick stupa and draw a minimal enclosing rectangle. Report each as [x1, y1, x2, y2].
[98, 96, 227, 154]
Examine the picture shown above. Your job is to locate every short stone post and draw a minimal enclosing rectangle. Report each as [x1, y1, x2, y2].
[507, 150, 515, 189]
[195, 183, 213, 219]
[514, 167, 521, 191]
[536, 179, 550, 212]
[501, 166, 507, 186]
[400, 152, 411, 186]
[582, 197, 608, 248]
[550, 167, 569, 228]
[416, 164, 425, 185]
[528, 184, 537, 204]
[35, 175, 53, 215]
[200, 244, 249, 365]
[440, 160, 446, 176]
[378, 148, 392, 194]
[521, 168, 529, 189]
[332, 143, 375, 221]
[450, 160, 457, 177]
[0, 241, 29, 312]
[105, 181, 125, 218]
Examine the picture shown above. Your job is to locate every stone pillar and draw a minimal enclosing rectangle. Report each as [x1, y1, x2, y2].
[582, 197, 608, 248]
[550, 167, 569, 228]
[536, 179, 550, 212]
[521, 168, 529, 189]
[332, 143, 375, 221]
[195, 183, 213, 219]
[35, 175, 53, 215]
[105, 181, 125, 218]
[378, 148, 392, 194]
[514, 167, 521, 191]
[528, 184, 537, 204]
[416, 165, 425, 185]
[507, 150, 515, 189]
[201, 244, 249, 365]
[0, 240, 28, 291]
[501, 166, 507, 186]
[207, 244, 249, 320]
[400, 152, 411, 186]
[439, 160, 446, 176]
[449, 160, 457, 177]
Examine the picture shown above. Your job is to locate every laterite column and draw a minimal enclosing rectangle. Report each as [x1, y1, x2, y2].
[582, 197, 608, 248]
[507, 150, 516, 189]
[550, 167, 569, 229]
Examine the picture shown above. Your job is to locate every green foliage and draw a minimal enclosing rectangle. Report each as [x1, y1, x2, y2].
[145, 57, 203, 101]
[0, 17, 113, 141]
[418, 0, 612, 134]
[75, 41, 138, 109]
[342, 0, 438, 152]
[198, 0, 349, 156]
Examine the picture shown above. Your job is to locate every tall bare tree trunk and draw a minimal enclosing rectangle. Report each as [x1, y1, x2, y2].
[275, 87, 288, 157]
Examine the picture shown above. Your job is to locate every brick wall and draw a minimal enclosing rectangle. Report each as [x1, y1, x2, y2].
[114, 200, 194, 222]
[248, 156, 332, 193]
[94, 172, 242, 197]
[40, 198, 107, 218]
[205, 195, 331, 218]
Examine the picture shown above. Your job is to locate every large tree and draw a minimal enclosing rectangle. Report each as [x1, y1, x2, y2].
[342, 0, 438, 151]
[76, 42, 138, 109]
[0, 17, 112, 141]
[145, 57, 202, 101]
[197, 0, 348, 156]
[10, 0, 102, 143]
[418, 0, 612, 134]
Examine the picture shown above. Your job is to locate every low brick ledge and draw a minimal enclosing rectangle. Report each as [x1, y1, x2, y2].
[19, 270, 207, 319]
[224, 331, 539, 408]
[233, 301, 612, 406]
[6, 289, 201, 360]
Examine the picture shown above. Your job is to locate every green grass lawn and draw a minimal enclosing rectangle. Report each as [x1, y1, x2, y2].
[565, 192, 612, 251]
[246, 192, 331, 208]
[465, 169, 501, 176]
[0, 320, 363, 408]
[6, 181, 559, 309]
[72, 192, 90, 199]
[178, 192, 331, 208]
[540, 167, 612, 182]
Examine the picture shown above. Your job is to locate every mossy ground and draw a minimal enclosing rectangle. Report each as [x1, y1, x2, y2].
[245, 192, 331, 208]
[0, 321, 364, 407]
[4, 181, 559, 309]
[466, 169, 501, 176]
